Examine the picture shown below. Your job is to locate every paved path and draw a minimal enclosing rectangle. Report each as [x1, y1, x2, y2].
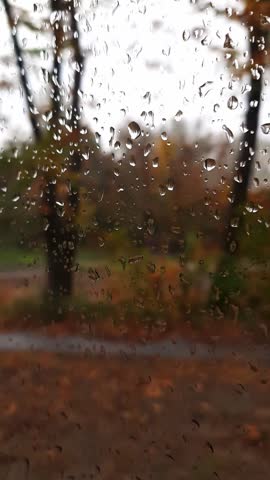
[0, 332, 269, 362]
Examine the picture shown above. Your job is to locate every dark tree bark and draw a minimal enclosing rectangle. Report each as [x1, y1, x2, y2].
[210, 26, 264, 310]
[44, 0, 84, 302]
[223, 26, 263, 253]
[50, 0, 63, 126]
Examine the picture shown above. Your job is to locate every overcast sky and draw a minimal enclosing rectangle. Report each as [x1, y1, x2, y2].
[0, 0, 269, 156]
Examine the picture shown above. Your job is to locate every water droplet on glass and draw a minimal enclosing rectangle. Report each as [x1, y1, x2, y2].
[234, 173, 243, 184]
[174, 110, 183, 122]
[224, 33, 234, 49]
[144, 143, 152, 157]
[126, 138, 133, 150]
[222, 124, 234, 143]
[166, 179, 174, 191]
[261, 123, 270, 134]
[227, 96, 238, 110]
[128, 255, 143, 265]
[129, 156, 136, 167]
[159, 185, 166, 196]
[161, 131, 167, 141]
[147, 218, 156, 236]
[251, 68, 260, 80]
[253, 177, 259, 187]
[240, 122, 248, 133]
[182, 30, 190, 41]
[141, 110, 147, 121]
[146, 262, 156, 273]
[255, 161, 261, 171]
[128, 121, 141, 140]
[152, 157, 159, 168]
[261, 15, 270, 26]
[230, 217, 239, 228]
[203, 158, 216, 172]
[95, 132, 101, 145]
[229, 239, 238, 253]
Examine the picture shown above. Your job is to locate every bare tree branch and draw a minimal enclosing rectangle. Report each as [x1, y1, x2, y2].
[69, 0, 84, 129]
[2, 0, 41, 141]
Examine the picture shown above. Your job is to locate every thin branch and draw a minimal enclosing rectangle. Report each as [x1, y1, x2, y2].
[50, 0, 63, 125]
[2, 0, 41, 141]
[69, 0, 84, 128]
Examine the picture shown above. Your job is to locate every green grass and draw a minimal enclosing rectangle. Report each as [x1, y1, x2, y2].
[0, 247, 43, 270]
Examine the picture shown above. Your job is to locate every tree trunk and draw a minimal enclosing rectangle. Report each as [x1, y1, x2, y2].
[44, 183, 77, 301]
[223, 27, 263, 253]
[44, 0, 83, 304]
[4, 0, 83, 307]
[209, 27, 264, 310]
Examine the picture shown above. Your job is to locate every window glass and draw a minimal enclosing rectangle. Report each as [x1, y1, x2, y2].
[0, 1, 269, 478]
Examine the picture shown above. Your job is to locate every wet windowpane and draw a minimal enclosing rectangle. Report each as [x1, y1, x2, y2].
[0, 0, 269, 478]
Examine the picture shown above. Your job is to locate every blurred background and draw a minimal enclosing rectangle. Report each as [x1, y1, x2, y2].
[0, 0, 270, 336]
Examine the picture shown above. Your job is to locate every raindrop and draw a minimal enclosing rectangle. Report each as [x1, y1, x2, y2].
[230, 217, 239, 228]
[199, 81, 213, 97]
[240, 122, 248, 133]
[128, 121, 141, 140]
[251, 69, 260, 80]
[88, 267, 100, 281]
[146, 262, 156, 273]
[128, 255, 143, 264]
[261, 15, 270, 26]
[234, 173, 243, 184]
[174, 110, 183, 122]
[222, 124, 234, 143]
[109, 126, 115, 146]
[171, 225, 181, 234]
[203, 158, 216, 172]
[161, 131, 167, 141]
[12, 194, 20, 202]
[126, 138, 133, 150]
[98, 236, 105, 247]
[141, 110, 147, 121]
[147, 218, 155, 235]
[166, 179, 174, 191]
[159, 185, 166, 196]
[95, 132, 101, 145]
[255, 161, 261, 171]
[224, 33, 234, 49]
[253, 177, 260, 187]
[182, 30, 190, 41]
[245, 203, 258, 213]
[50, 10, 61, 25]
[152, 157, 159, 168]
[229, 239, 238, 253]
[261, 123, 270, 134]
[143, 91, 151, 103]
[227, 96, 238, 110]
[144, 143, 152, 157]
